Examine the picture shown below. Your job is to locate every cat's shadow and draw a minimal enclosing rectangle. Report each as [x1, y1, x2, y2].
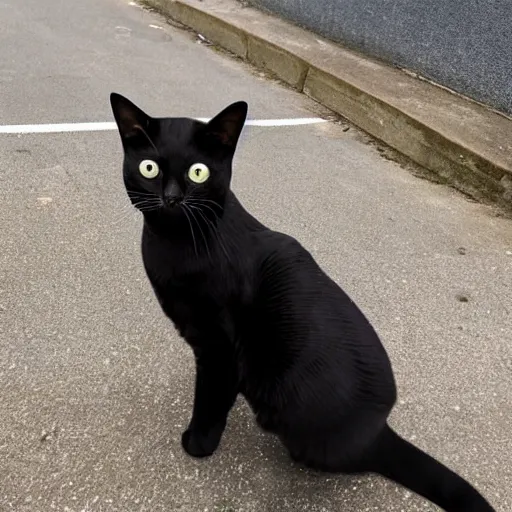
[202, 398, 358, 510]
[139, 372, 413, 511]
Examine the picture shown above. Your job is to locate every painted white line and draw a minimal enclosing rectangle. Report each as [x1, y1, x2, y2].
[0, 118, 327, 135]
[0, 122, 117, 134]
[247, 118, 327, 127]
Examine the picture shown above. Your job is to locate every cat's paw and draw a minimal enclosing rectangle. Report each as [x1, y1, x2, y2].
[181, 423, 224, 458]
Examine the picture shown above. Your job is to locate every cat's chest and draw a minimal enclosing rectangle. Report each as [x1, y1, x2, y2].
[150, 273, 236, 345]
[147, 261, 227, 313]
[143, 250, 235, 335]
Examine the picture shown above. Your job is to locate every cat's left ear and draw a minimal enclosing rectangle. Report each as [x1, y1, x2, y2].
[204, 101, 248, 150]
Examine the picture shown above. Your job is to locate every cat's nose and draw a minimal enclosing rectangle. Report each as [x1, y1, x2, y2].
[164, 195, 181, 207]
[163, 181, 183, 207]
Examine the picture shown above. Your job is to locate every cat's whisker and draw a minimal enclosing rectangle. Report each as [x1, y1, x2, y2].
[127, 192, 163, 206]
[137, 205, 162, 212]
[112, 199, 162, 225]
[112, 208, 140, 226]
[180, 204, 198, 257]
[188, 196, 224, 212]
[126, 204, 157, 214]
[127, 190, 159, 198]
[129, 196, 163, 204]
[187, 196, 223, 215]
[185, 204, 211, 262]
[187, 200, 222, 222]
[128, 196, 160, 204]
[129, 202, 154, 208]
[130, 197, 164, 208]
[115, 200, 140, 214]
[190, 205, 231, 264]
[132, 200, 163, 208]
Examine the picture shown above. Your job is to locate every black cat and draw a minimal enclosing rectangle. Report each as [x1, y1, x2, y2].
[110, 93, 495, 512]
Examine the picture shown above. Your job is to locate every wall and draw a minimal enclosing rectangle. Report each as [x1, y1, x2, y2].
[248, 0, 512, 116]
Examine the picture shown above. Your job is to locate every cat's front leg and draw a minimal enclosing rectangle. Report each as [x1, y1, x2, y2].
[182, 345, 239, 458]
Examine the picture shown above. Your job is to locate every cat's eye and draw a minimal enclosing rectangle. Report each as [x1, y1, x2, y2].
[188, 163, 210, 184]
[139, 160, 159, 179]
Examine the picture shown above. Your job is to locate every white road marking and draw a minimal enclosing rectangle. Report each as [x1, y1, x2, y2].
[0, 122, 116, 134]
[0, 118, 327, 135]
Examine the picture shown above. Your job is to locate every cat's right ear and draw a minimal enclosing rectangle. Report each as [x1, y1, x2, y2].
[110, 93, 154, 147]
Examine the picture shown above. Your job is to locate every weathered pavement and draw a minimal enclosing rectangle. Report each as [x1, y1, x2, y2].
[0, 0, 511, 511]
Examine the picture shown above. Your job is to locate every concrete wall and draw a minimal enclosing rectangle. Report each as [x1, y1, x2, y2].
[247, 0, 512, 116]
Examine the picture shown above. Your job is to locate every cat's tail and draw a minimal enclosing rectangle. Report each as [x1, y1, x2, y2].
[368, 424, 495, 511]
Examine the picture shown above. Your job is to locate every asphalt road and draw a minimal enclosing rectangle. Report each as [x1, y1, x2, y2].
[0, 0, 511, 511]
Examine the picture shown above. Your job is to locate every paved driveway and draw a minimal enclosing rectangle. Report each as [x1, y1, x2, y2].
[0, 0, 510, 510]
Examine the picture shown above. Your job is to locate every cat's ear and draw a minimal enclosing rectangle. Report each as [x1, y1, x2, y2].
[204, 101, 248, 150]
[110, 93, 154, 144]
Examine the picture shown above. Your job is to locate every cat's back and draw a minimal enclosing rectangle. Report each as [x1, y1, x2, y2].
[248, 228, 393, 368]
[239, 229, 396, 419]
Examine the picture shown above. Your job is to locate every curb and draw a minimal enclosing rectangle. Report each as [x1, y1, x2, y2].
[147, 0, 512, 211]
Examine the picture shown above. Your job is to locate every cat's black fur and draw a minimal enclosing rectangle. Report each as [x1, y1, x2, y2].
[110, 93, 495, 511]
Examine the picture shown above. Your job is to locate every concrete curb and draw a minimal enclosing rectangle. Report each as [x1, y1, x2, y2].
[147, 0, 512, 211]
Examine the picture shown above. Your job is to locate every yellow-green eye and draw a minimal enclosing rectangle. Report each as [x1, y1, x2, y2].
[139, 159, 159, 179]
[188, 163, 210, 184]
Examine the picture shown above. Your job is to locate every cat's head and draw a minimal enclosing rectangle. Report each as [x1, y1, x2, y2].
[110, 93, 247, 220]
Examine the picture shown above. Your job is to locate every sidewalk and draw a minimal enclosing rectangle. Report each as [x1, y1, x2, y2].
[148, 0, 512, 213]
